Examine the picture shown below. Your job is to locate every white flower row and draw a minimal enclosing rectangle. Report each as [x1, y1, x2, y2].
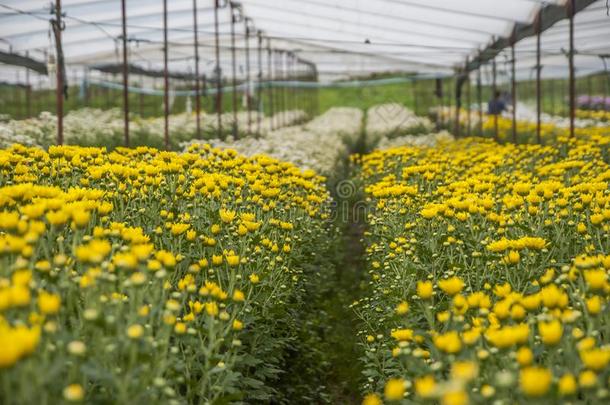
[2, 102, 450, 173]
[366, 103, 434, 144]
[183, 107, 364, 175]
[375, 130, 454, 150]
[0, 108, 307, 149]
[184, 104, 452, 174]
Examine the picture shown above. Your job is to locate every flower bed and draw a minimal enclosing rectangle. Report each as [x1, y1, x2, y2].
[0, 108, 307, 149]
[433, 105, 610, 143]
[355, 134, 610, 404]
[366, 104, 434, 145]
[184, 107, 364, 175]
[0, 143, 336, 403]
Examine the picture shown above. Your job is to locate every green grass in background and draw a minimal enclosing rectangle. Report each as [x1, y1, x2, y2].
[1, 73, 608, 120]
[0, 82, 318, 120]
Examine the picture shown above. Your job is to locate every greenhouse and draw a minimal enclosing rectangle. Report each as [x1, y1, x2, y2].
[1, 0, 610, 404]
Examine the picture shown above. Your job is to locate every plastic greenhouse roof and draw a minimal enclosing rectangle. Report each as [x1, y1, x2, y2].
[0, 0, 608, 85]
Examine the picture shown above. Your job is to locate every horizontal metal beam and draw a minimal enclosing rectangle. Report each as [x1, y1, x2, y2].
[0, 50, 47, 74]
[90, 62, 196, 80]
[0, 80, 31, 88]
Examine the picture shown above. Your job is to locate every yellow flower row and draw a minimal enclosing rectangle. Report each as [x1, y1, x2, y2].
[355, 130, 610, 404]
[0, 143, 334, 403]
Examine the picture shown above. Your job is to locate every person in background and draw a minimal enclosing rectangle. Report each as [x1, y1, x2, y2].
[502, 90, 512, 107]
[488, 90, 507, 115]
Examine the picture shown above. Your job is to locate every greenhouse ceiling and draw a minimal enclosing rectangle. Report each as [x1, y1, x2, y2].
[0, 0, 608, 84]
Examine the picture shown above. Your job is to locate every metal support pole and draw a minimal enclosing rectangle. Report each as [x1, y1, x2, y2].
[139, 75, 144, 116]
[511, 42, 517, 143]
[83, 67, 89, 107]
[274, 50, 278, 128]
[163, 0, 169, 149]
[275, 50, 281, 128]
[449, 78, 453, 123]
[435, 78, 442, 129]
[278, 51, 286, 127]
[302, 62, 307, 116]
[193, 0, 202, 138]
[307, 63, 317, 116]
[256, 30, 262, 137]
[440, 79, 446, 128]
[72, 69, 77, 102]
[449, 77, 453, 116]
[306, 63, 311, 117]
[294, 56, 299, 115]
[477, 68, 482, 136]
[305, 62, 311, 116]
[267, 40, 274, 130]
[294, 58, 299, 114]
[283, 52, 288, 125]
[214, 0, 223, 139]
[36, 75, 42, 115]
[153, 76, 159, 115]
[535, 12, 542, 144]
[293, 59, 298, 116]
[52, 0, 64, 145]
[25, 53, 31, 118]
[121, 0, 130, 147]
[283, 52, 292, 115]
[305, 62, 309, 115]
[305, 65, 316, 118]
[292, 54, 297, 115]
[550, 79, 555, 115]
[287, 53, 293, 115]
[111, 73, 117, 109]
[567, 0, 576, 137]
[291, 55, 297, 115]
[280, 51, 286, 127]
[104, 74, 110, 109]
[607, 71, 610, 110]
[442, 79, 448, 127]
[412, 79, 418, 115]
[284, 52, 292, 120]
[245, 19, 252, 135]
[14, 73, 21, 119]
[314, 64, 319, 115]
[230, 2, 239, 139]
[42, 49, 48, 113]
[560, 77, 566, 115]
[600, 55, 610, 111]
[492, 57, 498, 141]
[454, 74, 461, 137]
[466, 72, 471, 136]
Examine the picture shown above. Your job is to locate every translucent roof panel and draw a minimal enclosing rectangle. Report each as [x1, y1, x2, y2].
[0, 0, 607, 84]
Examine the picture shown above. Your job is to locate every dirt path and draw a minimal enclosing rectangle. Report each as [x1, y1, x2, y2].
[275, 111, 370, 404]
[320, 114, 369, 404]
